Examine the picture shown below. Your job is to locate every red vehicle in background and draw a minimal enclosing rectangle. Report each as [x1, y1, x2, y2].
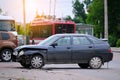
[29, 18, 76, 44]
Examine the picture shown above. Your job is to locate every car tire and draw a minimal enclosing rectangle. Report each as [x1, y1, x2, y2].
[30, 55, 44, 69]
[20, 62, 30, 68]
[89, 57, 102, 69]
[1, 49, 12, 62]
[78, 63, 89, 69]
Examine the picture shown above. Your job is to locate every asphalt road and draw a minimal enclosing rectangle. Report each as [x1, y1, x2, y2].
[0, 52, 120, 80]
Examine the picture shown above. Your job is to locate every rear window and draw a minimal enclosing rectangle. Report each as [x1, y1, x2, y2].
[73, 36, 91, 45]
[1, 33, 10, 40]
[88, 35, 104, 44]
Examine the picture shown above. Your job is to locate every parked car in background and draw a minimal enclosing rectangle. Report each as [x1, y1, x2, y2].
[18, 35, 24, 46]
[13, 34, 113, 69]
[0, 31, 18, 61]
[0, 15, 18, 61]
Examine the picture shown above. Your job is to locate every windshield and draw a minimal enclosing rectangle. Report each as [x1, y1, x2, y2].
[0, 20, 15, 31]
[38, 35, 59, 46]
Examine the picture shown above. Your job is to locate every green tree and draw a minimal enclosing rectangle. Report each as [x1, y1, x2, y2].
[0, 8, 2, 14]
[72, 0, 86, 23]
[26, 23, 30, 36]
[86, 0, 104, 38]
[108, 0, 120, 38]
[73, 16, 84, 23]
[84, 0, 92, 9]
[16, 24, 24, 35]
[64, 15, 72, 21]
[86, 0, 120, 46]
[108, 0, 120, 46]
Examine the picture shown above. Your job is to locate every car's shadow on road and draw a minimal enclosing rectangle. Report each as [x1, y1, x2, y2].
[14, 66, 80, 70]
[14, 66, 111, 71]
[42, 67, 80, 70]
[0, 62, 111, 70]
[42, 67, 111, 70]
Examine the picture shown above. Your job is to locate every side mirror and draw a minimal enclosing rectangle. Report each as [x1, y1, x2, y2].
[51, 43, 58, 48]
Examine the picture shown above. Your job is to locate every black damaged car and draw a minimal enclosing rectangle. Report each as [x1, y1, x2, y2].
[13, 34, 113, 69]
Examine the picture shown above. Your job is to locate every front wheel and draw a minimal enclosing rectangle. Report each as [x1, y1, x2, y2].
[1, 49, 12, 62]
[30, 55, 44, 69]
[89, 57, 102, 69]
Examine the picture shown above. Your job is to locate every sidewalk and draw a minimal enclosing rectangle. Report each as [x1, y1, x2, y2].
[111, 47, 120, 53]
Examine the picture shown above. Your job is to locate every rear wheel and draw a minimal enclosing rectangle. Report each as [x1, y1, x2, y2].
[1, 49, 12, 62]
[89, 57, 102, 69]
[78, 63, 89, 69]
[30, 55, 44, 69]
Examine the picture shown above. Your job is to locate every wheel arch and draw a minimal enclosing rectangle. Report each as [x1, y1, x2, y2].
[89, 55, 104, 63]
[32, 53, 44, 59]
[0, 47, 14, 53]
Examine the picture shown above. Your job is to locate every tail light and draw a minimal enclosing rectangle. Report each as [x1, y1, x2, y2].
[108, 48, 112, 53]
[16, 36, 18, 47]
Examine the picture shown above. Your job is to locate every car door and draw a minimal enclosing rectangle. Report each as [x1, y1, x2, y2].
[47, 36, 72, 63]
[71, 36, 94, 63]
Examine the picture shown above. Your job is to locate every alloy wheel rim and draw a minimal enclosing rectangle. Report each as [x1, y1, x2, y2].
[2, 50, 11, 61]
[90, 57, 102, 69]
[31, 56, 43, 68]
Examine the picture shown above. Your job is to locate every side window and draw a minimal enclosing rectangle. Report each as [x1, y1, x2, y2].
[1, 33, 10, 40]
[73, 36, 91, 45]
[55, 36, 71, 46]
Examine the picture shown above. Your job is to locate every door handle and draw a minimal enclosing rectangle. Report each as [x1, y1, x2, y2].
[67, 47, 71, 49]
[89, 46, 92, 48]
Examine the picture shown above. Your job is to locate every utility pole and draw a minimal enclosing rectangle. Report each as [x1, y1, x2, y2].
[23, 0, 26, 45]
[104, 0, 108, 39]
[49, 0, 51, 16]
[54, 0, 56, 20]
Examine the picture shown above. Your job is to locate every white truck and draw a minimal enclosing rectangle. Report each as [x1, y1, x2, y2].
[0, 15, 17, 35]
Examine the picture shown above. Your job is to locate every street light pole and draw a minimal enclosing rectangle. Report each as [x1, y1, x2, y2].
[104, 0, 108, 39]
[54, 0, 56, 20]
[49, 0, 51, 16]
[23, 0, 26, 45]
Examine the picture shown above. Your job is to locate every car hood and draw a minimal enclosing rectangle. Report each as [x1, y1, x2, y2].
[15, 45, 48, 51]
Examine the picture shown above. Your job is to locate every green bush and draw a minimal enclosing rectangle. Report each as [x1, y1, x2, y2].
[108, 35, 117, 47]
[116, 39, 120, 47]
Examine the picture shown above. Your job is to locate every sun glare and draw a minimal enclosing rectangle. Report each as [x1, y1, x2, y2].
[25, 0, 38, 22]
[24, 0, 50, 22]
